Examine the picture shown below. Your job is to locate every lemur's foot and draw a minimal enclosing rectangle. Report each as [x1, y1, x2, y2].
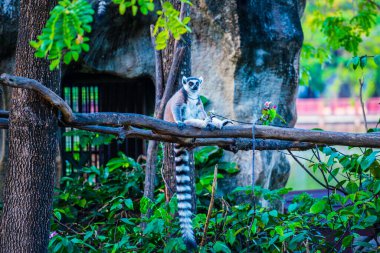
[221, 120, 233, 128]
[206, 123, 217, 131]
[177, 122, 186, 130]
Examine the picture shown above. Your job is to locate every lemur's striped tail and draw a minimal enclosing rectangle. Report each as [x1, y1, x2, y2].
[174, 143, 197, 250]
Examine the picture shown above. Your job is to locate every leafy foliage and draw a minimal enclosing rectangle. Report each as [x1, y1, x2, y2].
[300, 0, 380, 93]
[48, 130, 380, 252]
[31, 0, 192, 69]
[259, 101, 286, 126]
[112, 0, 155, 16]
[30, 0, 94, 70]
[347, 55, 380, 70]
[152, 1, 191, 50]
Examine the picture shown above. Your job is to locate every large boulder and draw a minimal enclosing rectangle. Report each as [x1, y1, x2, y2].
[0, 0, 305, 199]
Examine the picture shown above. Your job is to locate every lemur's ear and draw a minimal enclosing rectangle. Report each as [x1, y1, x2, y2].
[199, 76, 203, 84]
[182, 76, 187, 85]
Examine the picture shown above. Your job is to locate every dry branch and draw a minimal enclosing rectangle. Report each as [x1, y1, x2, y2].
[1, 73, 380, 149]
[0, 74, 75, 122]
[150, 25, 164, 113]
[200, 164, 218, 247]
[0, 113, 314, 151]
[156, 46, 185, 119]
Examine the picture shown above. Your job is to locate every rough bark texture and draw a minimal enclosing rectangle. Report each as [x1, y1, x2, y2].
[0, 0, 60, 252]
[162, 0, 182, 201]
[162, 1, 194, 205]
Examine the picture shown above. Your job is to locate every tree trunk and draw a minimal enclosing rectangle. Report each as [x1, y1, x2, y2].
[0, 0, 60, 252]
[143, 0, 183, 202]
[162, 1, 194, 207]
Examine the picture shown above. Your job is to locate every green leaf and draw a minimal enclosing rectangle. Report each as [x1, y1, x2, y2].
[374, 55, 380, 66]
[360, 56, 367, 69]
[269, 210, 278, 217]
[146, 3, 155, 11]
[213, 241, 231, 253]
[275, 226, 284, 236]
[77, 198, 86, 208]
[346, 181, 359, 194]
[119, 2, 127, 14]
[368, 128, 380, 133]
[164, 238, 186, 253]
[140, 196, 152, 214]
[63, 52, 72, 65]
[364, 215, 377, 224]
[120, 218, 134, 225]
[140, 6, 148, 15]
[124, 198, 134, 210]
[71, 51, 79, 61]
[49, 59, 60, 70]
[225, 229, 236, 245]
[261, 212, 269, 225]
[310, 199, 326, 214]
[34, 50, 46, 58]
[361, 151, 379, 171]
[132, 5, 138, 16]
[342, 235, 353, 248]
[288, 203, 298, 212]
[54, 210, 62, 221]
[81, 43, 90, 52]
[200, 95, 209, 106]
[29, 40, 40, 49]
[352, 56, 359, 70]
[373, 180, 380, 194]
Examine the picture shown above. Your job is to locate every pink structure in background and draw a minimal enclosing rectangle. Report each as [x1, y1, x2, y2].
[295, 98, 380, 132]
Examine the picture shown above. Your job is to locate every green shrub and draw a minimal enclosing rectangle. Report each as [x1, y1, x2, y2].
[49, 141, 380, 252]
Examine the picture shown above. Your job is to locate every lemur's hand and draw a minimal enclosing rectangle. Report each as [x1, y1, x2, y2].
[177, 122, 186, 130]
[206, 122, 217, 131]
[221, 119, 233, 128]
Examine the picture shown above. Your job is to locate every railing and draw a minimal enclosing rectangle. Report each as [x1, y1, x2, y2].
[295, 97, 380, 132]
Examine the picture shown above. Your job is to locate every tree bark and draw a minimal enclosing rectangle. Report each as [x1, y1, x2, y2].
[161, 1, 192, 203]
[0, 0, 60, 252]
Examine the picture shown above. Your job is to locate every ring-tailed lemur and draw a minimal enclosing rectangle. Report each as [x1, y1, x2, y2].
[164, 76, 231, 250]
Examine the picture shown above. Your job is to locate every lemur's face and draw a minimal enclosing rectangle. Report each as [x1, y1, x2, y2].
[182, 76, 203, 94]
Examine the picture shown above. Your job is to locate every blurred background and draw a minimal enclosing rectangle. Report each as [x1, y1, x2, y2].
[288, 0, 380, 190]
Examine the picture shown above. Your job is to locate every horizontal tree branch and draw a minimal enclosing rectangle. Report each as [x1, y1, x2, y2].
[1, 73, 380, 149]
[0, 117, 314, 151]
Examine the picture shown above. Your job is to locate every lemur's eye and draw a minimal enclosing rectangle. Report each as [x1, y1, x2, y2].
[196, 81, 199, 85]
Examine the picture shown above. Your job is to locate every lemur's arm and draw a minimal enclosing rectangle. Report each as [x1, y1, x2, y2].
[197, 100, 208, 120]
[171, 103, 186, 129]
[197, 99, 232, 129]
[210, 117, 232, 129]
[184, 99, 210, 129]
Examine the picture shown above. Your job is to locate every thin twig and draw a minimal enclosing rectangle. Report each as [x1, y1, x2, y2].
[359, 77, 368, 131]
[156, 46, 185, 119]
[288, 150, 347, 194]
[200, 164, 218, 247]
[150, 25, 164, 114]
[54, 218, 84, 235]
